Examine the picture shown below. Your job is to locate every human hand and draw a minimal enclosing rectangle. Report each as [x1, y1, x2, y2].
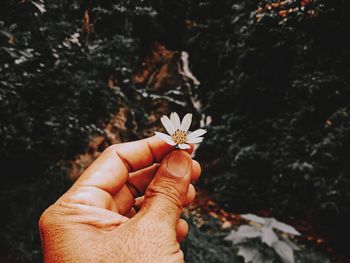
[39, 136, 201, 263]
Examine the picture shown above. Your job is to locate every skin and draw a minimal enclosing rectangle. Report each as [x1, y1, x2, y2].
[39, 136, 201, 263]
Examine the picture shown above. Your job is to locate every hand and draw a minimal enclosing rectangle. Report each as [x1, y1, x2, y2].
[39, 136, 201, 263]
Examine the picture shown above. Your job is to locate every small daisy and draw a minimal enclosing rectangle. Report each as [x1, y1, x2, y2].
[155, 112, 207, 149]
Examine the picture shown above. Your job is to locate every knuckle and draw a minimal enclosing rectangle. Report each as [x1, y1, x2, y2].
[39, 205, 56, 231]
[145, 181, 183, 211]
[39, 203, 70, 231]
[105, 144, 119, 153]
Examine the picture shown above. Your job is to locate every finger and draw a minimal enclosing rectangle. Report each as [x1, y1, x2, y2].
[60, 186, 118, 212]
[127, 164, 159, 197]
[184, 184, 196, 207]
[192, 160, 201, 182]
[112, 138, 194, 172]
[41, 203, 128, 231]
[128, 160, 200, 197]
[139, 150, 192, 227]
[112, 185, 135, 215]
[73, 137, 193, 195]
[134, 196, 144, 212]
[125, 208, 137, 218]
[113, 161, 198, 215]
[176, 219, 189, 243]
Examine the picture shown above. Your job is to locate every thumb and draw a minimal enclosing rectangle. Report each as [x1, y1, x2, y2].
[139, 150, 192, 227]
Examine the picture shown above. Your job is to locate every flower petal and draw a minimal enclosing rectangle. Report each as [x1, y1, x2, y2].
[178, 143, 191, 149]
[154, 131, 172, 141]
[180, 113, 192, 132]
[170, 112, 181, 130]
[160, 115, 175, 135]
[186, 137, 203, 144]
[154, 132, 176, 146]
[187, 129, 207, 139]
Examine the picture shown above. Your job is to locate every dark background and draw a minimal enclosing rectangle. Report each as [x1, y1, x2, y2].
[1, 0, 349, 262]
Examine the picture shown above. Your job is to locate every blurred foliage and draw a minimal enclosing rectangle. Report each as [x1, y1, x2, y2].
[0, 0, 349, 261]
[225, 214, 301, 263]
[183, 215, 330, 263]
[183, 217, 238, 263]
[0, 0, 150, 171]
[141, 0, 350, 254]
[0, 0, 155, 261]
[0, 164, 70, 262]
[163, 0, 350, 245]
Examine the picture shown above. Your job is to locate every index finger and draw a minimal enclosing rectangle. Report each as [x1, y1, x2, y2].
[73, 136, 194, 195]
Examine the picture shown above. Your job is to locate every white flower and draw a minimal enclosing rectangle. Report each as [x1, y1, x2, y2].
[155, 112, 207, 149]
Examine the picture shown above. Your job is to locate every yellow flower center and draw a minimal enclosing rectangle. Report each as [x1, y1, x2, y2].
[171, 130, 187, 144]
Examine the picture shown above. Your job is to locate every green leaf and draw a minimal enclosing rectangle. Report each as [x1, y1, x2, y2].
[273, 221, 301, 236]
[30, 0, 46, 13]
[237, 245, 260, 263]
[225, 225, 261, 244]
[273, 240, 295, 263]
[241, 214, 265, 224]
[261, 223, 278, 247]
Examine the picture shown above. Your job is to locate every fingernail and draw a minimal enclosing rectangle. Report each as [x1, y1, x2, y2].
[167, 151, 191, 178]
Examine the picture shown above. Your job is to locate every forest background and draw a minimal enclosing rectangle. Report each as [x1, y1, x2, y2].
[1, 0, 350, 262]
